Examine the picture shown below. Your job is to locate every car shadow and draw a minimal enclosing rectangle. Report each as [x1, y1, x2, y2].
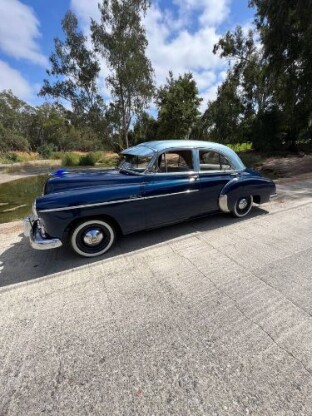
[0, 208, 268, 289]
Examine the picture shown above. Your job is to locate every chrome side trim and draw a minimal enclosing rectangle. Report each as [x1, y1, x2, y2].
[219, 194, 230, 213]
[38, 189, 199, 213]
[143, 189, 198, 200]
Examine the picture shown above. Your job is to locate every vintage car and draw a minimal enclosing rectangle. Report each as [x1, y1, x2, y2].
[24, 140, 276, 257]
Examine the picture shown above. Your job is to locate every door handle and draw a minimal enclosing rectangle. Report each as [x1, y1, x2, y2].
[190, 175, 199, 182]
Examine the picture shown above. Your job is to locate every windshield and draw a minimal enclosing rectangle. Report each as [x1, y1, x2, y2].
[119, 154, 152, 173]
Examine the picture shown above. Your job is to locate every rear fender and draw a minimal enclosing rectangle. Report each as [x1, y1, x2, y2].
[219, 177, 275, 213]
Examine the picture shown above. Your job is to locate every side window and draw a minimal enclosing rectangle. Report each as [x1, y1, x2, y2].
[220, 154, 232, 170]
[199, 150, 232, 171]
[156, 150, 193, 173]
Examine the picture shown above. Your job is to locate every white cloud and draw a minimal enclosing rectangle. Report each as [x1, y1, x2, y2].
[144, 3, 227, 105]
[173, 0, 230, 26]
[71, 0, 100, 25]
[70, 0, 230, 111]
[0, 0, 47, 66]
[0, 60, 34, 99]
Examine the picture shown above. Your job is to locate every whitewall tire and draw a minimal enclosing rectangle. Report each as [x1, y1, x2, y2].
[232, 196, 253, 218]
[70, 219, 115, 257]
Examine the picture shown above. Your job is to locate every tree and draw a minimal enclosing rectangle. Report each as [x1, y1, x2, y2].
[156, 72, 202, 139]
[91, 0, 154, 149]
[205, 25, 285, 149]
[213, 26, 274, 119]
[0, 90, 33, 151]
[40, 10, 105, 127]
[201, 74, 244, 143]
[28, 103, 70, 151]
[250, 0, 312, 145]
[131, 112, 158, 145]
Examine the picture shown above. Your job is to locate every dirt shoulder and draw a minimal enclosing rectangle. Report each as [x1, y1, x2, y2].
[258, 154, 312, 178]
[0, 160, 61, 184]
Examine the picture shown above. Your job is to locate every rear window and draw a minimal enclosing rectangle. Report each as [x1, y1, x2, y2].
[199, 150, 232, 171]
[154, 150, 194, 173]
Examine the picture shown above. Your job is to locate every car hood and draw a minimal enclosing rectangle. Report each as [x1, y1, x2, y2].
[44, 169, 144, 195]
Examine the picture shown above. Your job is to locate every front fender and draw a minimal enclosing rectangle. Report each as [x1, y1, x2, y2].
[35, 183, 144, 239]
[219, 176, 276, 213]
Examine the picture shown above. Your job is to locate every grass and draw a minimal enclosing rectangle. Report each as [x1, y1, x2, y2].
[0, 152, 38, 164]
[1, 144, 258, 170]
[228, 143, 253, 153]
[60, 151, 119, 167]
[0, 150, 118, 168]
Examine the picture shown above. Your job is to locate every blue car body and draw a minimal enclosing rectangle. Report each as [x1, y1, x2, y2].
[24, 140, 276, 256]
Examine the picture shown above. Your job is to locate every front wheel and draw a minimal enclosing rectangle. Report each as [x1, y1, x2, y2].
[232, 196, 253, 218]
[70, 219, 115, 257]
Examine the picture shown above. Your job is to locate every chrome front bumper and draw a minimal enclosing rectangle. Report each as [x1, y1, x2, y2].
[23, 216, 62, 250]
[270, 193, 278, 200]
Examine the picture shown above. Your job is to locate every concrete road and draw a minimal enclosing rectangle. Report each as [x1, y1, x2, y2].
[0, 176, 312, 415]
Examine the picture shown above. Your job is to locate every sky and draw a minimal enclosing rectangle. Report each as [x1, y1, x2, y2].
[0, 0, 254, 112]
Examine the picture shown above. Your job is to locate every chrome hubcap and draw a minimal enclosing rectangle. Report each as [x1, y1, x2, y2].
[83, 229, 104, 246]
[238, 198, 248, 210]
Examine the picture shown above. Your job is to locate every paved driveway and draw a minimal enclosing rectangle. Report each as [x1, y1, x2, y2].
[0, 176, 312, 415]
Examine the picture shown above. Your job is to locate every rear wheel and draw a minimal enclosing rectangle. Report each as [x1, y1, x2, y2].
[232, 196, 253, 218]
[70, 219, 115, 257]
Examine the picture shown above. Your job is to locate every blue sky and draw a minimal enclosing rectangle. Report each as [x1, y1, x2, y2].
[0, 0, 254, 111]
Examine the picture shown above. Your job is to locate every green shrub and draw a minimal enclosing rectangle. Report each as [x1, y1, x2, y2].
[250, 108, 284, 152]
[97, 154, 119, 167]
[38, 144, 55, 159]
[92, 151, 104, 161]
[61, 153, 80, 166]
[0, 153, 23, 163]
[52, 151, 64, 160]
[79, 152, 98, 166]
[228, 143, 253, 153]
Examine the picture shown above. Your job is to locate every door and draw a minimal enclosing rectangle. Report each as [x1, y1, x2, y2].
[143, 149, 201, 228]
[198, 149, 234, 212]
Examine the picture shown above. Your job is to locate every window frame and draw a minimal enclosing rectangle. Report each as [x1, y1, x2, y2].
[148, 148, 197, 175]
[196, 148, 235, 174]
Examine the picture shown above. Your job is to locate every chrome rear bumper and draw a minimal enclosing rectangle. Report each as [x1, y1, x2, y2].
[270, 193, 278, 200]
[24, 217, 62, 250]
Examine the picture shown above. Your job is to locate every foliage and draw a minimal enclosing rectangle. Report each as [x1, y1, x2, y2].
[202, 73, 244, 143]
[91, 0, 154, 148]
[40, 11, 105, 125]
[0, 90, 32, 151]
[0, 90, 110, 153]
[202, 26, 277, 147]
[250, 0, 312, 145]
[2, 1, 312, 155]
[96, 152, 119, 167]
[0, 153, 23, 164]
[156, 72, 202, 139]
[213, 26, 273, 116]
[228, 143, 252, 153]
[37, 143, 56, 159]
[79, 152, 100, 166]
[131, 112, 158, 144]
[250, 107, 285, 151]
[61, 152, 80, 166]
[51, 151, 64, 159]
